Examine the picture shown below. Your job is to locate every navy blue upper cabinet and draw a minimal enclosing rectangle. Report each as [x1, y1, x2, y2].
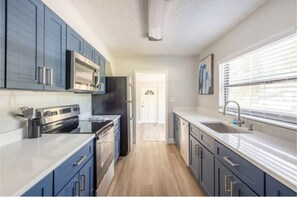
[66, 25, 84, 55]
[94, 50, 106, 94]
[6, 0, 44, 90]
[23, 172, 53, 196]
[44, 6, 66, 91]
[0, 0, 5, 88]
[266, 174, 296, 196]
[84, 41, 95, 61]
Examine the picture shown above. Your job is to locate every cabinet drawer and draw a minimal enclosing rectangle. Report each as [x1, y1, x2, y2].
[199, 130, 214, 153]
[54, 140, 94, 195]
[215, 141, 264, 195]
[190, 124, 200, 140]
[174, 114, 181, 124]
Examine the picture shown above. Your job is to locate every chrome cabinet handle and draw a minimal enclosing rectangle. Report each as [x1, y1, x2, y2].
[75, 180, 81, 196]
[38, 66, 45, 84]
[45, 68, 53, 85]
[73, 156, 87, 166]
[195, 145, 198, 156]
[223, 156, 239, 167]
[95, 69, 100, 87]
[230, 181, 237, 197]
[80, 174, 86, 191]
[197, 146, 202, 158]
[224, 175, 231, 193]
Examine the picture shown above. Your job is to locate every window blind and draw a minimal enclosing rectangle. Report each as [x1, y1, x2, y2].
[220, 33, 297, 124]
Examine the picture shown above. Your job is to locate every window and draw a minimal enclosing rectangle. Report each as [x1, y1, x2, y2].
[219, 33, 297, 124]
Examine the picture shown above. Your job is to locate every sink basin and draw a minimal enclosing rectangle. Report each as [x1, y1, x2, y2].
[201, 122, 251, 134]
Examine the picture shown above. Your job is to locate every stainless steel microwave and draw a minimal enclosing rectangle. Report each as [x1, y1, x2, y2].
[66, 50, 100, 93]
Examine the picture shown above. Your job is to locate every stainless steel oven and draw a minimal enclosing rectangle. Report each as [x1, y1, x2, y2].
[66, 50, 100, 92]
[95, 122, 115, 196]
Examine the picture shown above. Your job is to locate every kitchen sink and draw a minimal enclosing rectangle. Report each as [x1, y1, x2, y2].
[201, 122, 251, 134]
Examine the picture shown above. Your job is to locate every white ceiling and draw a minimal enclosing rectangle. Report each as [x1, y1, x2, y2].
[68, 0, 267, 56]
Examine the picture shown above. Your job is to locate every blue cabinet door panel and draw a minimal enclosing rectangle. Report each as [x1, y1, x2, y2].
[66, 25, 84, 55]
[23, 172, 53, 196]
[79, 157, 95, 196]
[44, 6, 66, 91]
[54, 140, 94, 195]
[0, 0, 5, 87]
[56, 173, 80, 196]
[99, 55, 106, 93]
[115, 128, 120, 162]
[189, 134, 199, 181]
[200, 144, 215, 196]
[6, 0, 44, 90]
[84, 41, 94, 61]
[266, 174, 296, 196]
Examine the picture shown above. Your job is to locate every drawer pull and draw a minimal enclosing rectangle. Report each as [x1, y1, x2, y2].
[230, 181, 237, 197]
[224, 175, 232, 193]
[197, 146, 202, 158]
[73, 156, 87, 166]
[223, 156, 239, 167]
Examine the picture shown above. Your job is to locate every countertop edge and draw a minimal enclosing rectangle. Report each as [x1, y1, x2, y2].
[173, 110, 297, 193]
[12, 135, 95, 196]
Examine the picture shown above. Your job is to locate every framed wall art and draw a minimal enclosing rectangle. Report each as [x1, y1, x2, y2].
[198, 54, 214, 95]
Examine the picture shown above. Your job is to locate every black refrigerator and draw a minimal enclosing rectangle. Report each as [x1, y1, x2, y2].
[92, 76, 133, 156]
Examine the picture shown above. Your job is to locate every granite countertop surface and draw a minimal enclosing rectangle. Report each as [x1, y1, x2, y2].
[0, 134, 95, 196]
[173, 108, 297, 192]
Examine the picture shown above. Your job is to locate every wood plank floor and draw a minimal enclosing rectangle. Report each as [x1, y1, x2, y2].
[137, 123, 166, 142]
[106, 142, 205, 196]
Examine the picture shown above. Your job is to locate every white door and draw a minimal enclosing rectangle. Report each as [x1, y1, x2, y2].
[140, 87, 158, 123]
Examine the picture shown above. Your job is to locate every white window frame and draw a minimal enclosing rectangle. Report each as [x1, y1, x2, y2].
[219, 33, 297, 130]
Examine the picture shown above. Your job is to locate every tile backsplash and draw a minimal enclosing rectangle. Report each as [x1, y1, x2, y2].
[0, 89, 91, 134]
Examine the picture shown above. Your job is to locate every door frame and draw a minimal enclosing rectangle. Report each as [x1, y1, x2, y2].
[134, 70, 169, 143]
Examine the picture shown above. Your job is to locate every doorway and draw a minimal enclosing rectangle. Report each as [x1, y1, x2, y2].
[135, 71, 168, 142]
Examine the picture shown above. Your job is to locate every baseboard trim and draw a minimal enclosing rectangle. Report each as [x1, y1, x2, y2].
[166, 138, 175, 144]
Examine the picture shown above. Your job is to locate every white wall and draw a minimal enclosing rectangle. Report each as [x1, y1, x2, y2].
[137, 81, 166, 123]
[197, 0, 296, 112]
[113, 56, 198, 141]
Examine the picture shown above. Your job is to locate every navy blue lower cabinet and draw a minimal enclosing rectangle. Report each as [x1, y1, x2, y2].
[215, 159, 257, 196]
[57, 173, 80, 196]
[174, 119, 181, 150]
[199, 144, 215, 196]
[6, 0, 45, 90]
[44, 6, 66, 91]
[189, 134, 199, 181]
[22, 172, 53, 196]
[79, 157, 95, 196]
[0, 0, 5, 88]
[266, 174, 296, 196]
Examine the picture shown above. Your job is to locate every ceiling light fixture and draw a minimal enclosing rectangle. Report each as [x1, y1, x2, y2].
[148, 0, 171, 41]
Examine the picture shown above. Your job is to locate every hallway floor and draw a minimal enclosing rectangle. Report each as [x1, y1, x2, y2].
[137, 123, 166, 142]
[107, 142, 205, 196]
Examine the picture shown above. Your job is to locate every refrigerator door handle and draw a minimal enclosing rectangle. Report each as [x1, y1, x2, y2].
[126, 100, 133, 103]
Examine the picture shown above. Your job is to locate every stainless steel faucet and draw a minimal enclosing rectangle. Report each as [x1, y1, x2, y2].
[223, 100, 245, 127]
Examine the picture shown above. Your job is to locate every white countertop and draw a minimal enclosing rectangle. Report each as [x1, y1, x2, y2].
[0, 134, 95, 196]
[173, 108, 297, 192]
